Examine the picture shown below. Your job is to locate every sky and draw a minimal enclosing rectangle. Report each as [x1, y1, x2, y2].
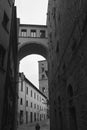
[15, 0, 48, 25]
[19, 55, 45, 88]
[15, 0, 48, 88]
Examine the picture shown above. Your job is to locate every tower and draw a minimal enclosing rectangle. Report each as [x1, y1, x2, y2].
[38, 60, 48, 98]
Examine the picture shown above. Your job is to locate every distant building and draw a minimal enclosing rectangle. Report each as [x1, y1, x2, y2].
[17, 73, 47, 125]
[38, 60, 49, 98]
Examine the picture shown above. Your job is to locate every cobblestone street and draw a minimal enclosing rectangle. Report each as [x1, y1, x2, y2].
[17, 119, 50, 130]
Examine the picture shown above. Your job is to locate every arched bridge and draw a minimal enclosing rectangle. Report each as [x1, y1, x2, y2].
[18, 24, 48, 60]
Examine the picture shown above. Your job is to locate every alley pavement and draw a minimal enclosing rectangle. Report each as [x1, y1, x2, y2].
[17, 119, 50, 130]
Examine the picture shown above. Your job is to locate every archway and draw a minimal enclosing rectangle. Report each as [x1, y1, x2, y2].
[18, 40, 49, 94]
[19, 54, 45, 88]
[18, 42, 48, 61]
[17, 42, 49, 125]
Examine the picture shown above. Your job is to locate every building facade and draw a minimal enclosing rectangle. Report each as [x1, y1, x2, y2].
[0, 1, 14, 129]
[18, 73, 47, 125]
[38, 60, 49, 98]
[0, 1, 18, 130]
[47, 0, 87, 130]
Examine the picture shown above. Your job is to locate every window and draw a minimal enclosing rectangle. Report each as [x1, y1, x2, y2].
[37, 105, 39, 110]
[20, 98, 23, 105]
[42, 87, 45, 92]
[30, 30, 36, 37]
[0, 45, 6, 67]
[40, 30, 45, 38]
[21, 29, 27, 37]
[37, 95, 39, 100]
[20, 110, 23, 124]
[42, 74, 45, 79]
[2, 11, 9, 33]
[37, 113, 39, 120]
[31, 90, 32, 97]
[21, 81, 23, 91]
[45, 70, 48, 77]
[41, 67, 44, 72]
[21, 85, 23, 91]
[31, 102, 32, 108]
[56, 40, 59, 53]
[26, 100, 28, 106]
[34, 93, 36, 99]
[30, 112, 33, 122]
[26, 111, 28, 123]
[34, 104, 36, 109]
[34, 112, 36, 121]
[26, 87, 28, 94]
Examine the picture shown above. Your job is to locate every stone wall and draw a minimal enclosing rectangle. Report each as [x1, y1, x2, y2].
[0, 0, 15, 129]
[47, 0, 87, 130]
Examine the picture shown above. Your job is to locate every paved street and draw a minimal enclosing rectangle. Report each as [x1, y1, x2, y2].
[17, 119, 50, 130]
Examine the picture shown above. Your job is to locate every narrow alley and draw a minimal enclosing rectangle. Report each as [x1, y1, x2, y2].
[17, 119, 50, 130]
[1, 0, 87, 130]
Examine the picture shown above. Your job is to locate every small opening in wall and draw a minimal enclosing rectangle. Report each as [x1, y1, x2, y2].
[42, 87, 45, 92]
[58, 96, 61, 106]
[21, 29, 27, 37]
[56, 41, 59, 53]
[40, 30, 46, 38]
[0, 44, 6, 68]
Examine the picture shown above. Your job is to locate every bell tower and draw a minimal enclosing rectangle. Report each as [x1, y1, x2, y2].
[38, 60, 48, 98]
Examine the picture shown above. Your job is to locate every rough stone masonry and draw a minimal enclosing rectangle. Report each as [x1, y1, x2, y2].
[47, 0, 87, 130]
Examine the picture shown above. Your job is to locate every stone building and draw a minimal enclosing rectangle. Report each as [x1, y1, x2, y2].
[47, 0, 87, 130]
[0, 1, 18, 130]
[38, 60, 48, 98]
[17, 73, 47, 125]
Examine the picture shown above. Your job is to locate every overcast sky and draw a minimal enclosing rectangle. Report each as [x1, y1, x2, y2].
[15, 0, 48, 25]
[15, 0, 48, 88]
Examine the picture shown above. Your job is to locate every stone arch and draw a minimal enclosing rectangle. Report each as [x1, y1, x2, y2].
[18, 42, 48, 61]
